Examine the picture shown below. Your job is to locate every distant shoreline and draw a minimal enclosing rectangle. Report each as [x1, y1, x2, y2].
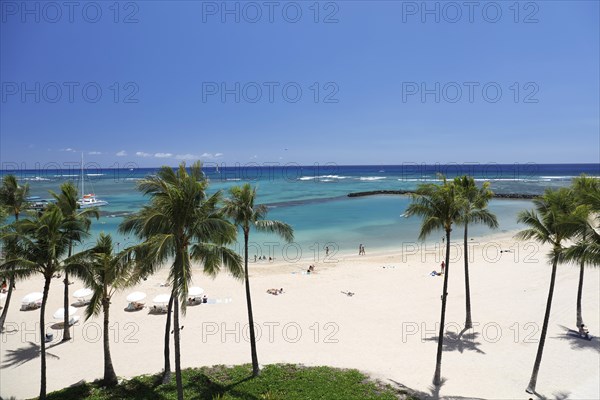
[347, 190, 537, 199]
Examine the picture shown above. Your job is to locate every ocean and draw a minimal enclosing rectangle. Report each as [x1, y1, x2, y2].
[4, 163, 599, 260]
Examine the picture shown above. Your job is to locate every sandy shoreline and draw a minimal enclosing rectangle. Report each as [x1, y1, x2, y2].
[1, 231, 599, 399]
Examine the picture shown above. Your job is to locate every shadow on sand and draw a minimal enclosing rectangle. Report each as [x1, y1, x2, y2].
[553, 325, 599, 352]
[389, 377, 487, 400]
[528, 388, 571, 400]
[1, 341, 60, 369]
[424, 327, 486, 355]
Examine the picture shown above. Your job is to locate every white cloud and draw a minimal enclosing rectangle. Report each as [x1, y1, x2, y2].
[197, 152, 224, 159]
[60, 147, 76, 152]
[136, 151, 151, 157]
[175, 153, 198, 160]
[116, 150, 127, 156]
[88, 151, 102, 155]
[154, 153, 173, 158]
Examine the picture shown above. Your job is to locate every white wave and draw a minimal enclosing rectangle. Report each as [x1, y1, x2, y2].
[358, 176, 386, 181]
[298, 175, 348, 181]
[23, 177, 51, 181]
[54, 174, 78, 177]
[473, 178, 539, 182]
[398, 178, 438, 182]
[538, 176, 583, 180]
[226, 178, 241, 181]
[86, 173, 105, 177]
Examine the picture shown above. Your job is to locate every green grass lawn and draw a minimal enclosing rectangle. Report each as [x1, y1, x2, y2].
[42, 364, 419, 400]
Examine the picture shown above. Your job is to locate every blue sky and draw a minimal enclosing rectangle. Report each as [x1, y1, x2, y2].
[1, 1, 599, 168]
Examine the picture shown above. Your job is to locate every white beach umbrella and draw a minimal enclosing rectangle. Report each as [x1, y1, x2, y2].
[53, 306, 78, 319]
[0, 292, 7, 302]
[126, 292, 146, 303]
[22, 292, 43, 304]
[73, 288, 93, 299]
[188, 287, 204, 297]
[153, 294, 171, 304]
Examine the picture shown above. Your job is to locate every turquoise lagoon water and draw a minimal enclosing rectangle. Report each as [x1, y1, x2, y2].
[6, 164, 599, 259]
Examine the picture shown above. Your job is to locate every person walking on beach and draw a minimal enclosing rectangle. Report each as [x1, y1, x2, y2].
[441, 260, 445, 274]
[325, 246, 329, 256]
[358, 244, 365, 255]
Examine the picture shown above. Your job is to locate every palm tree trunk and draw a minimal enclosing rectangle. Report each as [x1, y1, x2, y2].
[463, 223, 472, 330]
[0, 232, 19, 333]
[62, 271, 71, 341]
[526, 257, 558, 394]
[433, 230, 451, 386]
[244, 231, 260, 377]
[39, 274, 52, 400]
[173, 296, 184, 400]
[0, 213, 19, 333]
[576, 259, 584, 329]
[162, 292, 174, 384]
[102, 299, 118, 386]
[0, 275, 15, 332]
[63, 244, 73, 341]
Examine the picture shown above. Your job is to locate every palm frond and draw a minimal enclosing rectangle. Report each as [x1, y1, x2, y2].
[255, 220, 294, 243]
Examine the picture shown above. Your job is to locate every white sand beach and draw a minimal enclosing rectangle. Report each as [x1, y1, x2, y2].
[1, 232, 599, 399]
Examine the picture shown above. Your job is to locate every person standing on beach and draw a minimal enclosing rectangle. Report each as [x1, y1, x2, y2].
[359, 244, 362, 255]
[441, 260, 445, 274]
[325, 246, 329, 256]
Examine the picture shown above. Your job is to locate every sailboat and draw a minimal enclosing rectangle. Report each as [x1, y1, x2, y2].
[76, 154, 108, 208]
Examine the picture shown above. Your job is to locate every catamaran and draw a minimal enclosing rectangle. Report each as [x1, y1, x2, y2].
[77, 154, 108, 208]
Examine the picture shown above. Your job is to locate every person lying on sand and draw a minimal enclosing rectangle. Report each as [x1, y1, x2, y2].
[341, 291, 355, 297]
[579, 324, 590, 340]
[267, 288, 284, 295]
[188, 297, 199, 305]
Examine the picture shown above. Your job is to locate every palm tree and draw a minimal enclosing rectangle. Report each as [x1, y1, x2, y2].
[404, 176, 463, 386]
[516, 188, 577, 394]
[0, 174, 29, 332]
[50, 181, 99, 341]
[119, 162, 242, 400]
[454, 176, 498, 330]
[222, 183, 294, 377]
[68, 233, 134, 386]
[564, 175, 600, 328]
[0, 206, 86, 400]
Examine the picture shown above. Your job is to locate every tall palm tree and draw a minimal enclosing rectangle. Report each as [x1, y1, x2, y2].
[454, 176, 498, 330]
[0, 206, 86, 400]
[516, 188, 576, 394]
[68, 233, 135, 386]
[0, 174, 30, 332]
[50, 181, 99, 341]
[565, 174, 600, 267]
[404, 176, 463, 386]
[119, 162, 242, 400]
[222, 183, 294, 377]
[564, 175, 600, 328]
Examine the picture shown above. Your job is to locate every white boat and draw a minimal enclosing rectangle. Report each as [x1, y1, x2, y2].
[77, 154, 108, 209]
